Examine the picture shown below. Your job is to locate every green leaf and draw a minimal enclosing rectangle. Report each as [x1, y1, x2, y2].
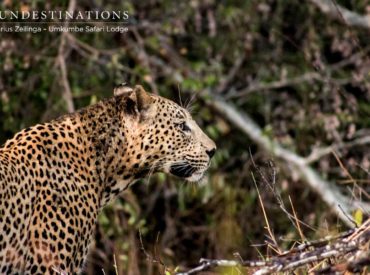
[354, 209, 363, 226]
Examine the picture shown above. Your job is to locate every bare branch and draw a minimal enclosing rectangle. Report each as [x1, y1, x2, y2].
[176, 258, 265, 275]
[309, 0, 370, 30]
[227, 72, 321, 99]
[54, 0, 76, 113]
[176, 220, 370, 275]
[305, 136, 370, 164]
[57, 51, 74, 113]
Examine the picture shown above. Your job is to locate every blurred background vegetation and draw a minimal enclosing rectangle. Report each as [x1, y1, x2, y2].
[0, 0, 369, 274]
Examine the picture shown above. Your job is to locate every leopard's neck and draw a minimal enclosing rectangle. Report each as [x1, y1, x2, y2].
[62, 96, 148, 207]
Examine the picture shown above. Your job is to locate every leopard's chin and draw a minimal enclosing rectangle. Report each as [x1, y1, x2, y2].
[184, 171, 205, 183]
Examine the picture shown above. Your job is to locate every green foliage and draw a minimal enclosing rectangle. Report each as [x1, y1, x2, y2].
[0, 0, 369, 274]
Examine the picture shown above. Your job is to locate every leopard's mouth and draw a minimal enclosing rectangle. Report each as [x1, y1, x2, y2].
[170, 162, 195, 178]
[169, 162, 207, 182]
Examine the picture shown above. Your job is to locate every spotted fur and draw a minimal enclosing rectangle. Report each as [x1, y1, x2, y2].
[0, 85, 216, 274]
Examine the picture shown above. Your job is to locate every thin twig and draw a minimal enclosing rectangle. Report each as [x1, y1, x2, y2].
[288, 196, 306, 242]
[252, 171, 281, 254]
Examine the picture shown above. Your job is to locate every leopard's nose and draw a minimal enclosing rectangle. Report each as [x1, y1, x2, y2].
[206, 148, 216, 159]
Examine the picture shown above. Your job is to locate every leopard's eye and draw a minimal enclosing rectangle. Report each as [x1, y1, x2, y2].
[179, 122, 191, 132]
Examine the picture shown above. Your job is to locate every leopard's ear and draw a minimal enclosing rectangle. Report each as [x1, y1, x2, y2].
[114, 83, 133, 96]
[116, 84, 154, 118]
[134, 85, 153, 112]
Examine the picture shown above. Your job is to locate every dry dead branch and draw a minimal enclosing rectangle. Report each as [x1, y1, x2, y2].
[54, 0, 76, 113]
[309, 0, 370, 30]
[176, 219, 370, 275]
[305, 136, 370, 164]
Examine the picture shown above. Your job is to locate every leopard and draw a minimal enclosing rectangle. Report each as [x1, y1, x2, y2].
[0, 85, 216, 274]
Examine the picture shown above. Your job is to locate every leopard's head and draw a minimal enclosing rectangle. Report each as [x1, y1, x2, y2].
[115, 85, 216, 182]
